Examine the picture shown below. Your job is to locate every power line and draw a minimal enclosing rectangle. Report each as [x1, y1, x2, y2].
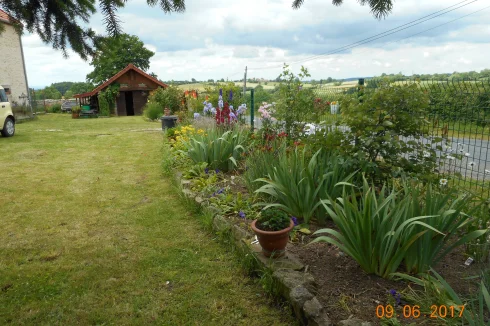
[248, 0, 479, 71]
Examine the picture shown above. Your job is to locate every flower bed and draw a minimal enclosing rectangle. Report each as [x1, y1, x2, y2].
[163, 70, 490, 325]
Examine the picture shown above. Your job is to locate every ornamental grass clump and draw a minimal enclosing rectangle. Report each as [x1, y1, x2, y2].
[401, 183, 487, 274]
[180, 126, 249, 172]
[313, 178, 486, 279]
[254, 147, 354, 224]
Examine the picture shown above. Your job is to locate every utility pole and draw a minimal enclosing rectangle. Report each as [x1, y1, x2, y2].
[243, 66, 247, 98]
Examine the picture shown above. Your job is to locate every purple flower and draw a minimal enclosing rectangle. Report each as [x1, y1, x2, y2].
[215, 169, 220, 174]
[210, 187, 225, 197]
[229, 112, 237, 120]
[193, 112, 200, 119]
[219, 88, 223, 96]
[291, 216, 298, 226]
[238, 211, 246, 219]
[229, 90, 233, 102]
[389, 289, 402, 306]
[204, 168, 209, 174]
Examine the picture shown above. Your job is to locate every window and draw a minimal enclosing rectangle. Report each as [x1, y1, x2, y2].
[0, 89, 8, 103]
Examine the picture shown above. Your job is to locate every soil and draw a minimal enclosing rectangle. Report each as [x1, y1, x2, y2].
[287, 221, 485, 325]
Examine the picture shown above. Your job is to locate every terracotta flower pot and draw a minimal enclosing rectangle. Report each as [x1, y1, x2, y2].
[251, 219, 294, 258]
[72, 112, 80, 119]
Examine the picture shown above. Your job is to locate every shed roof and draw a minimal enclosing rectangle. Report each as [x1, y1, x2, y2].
[74, 64, 168, 98]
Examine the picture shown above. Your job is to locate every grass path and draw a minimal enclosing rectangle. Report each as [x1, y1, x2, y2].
[0, 115, 293, 325]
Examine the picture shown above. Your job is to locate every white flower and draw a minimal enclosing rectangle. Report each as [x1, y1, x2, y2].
[468, 161, 476, 168]
[485, 169, 490, 174]
[465, 153, 470, 157]
[439, 178, 448, 186]
[447, 155, 455, 160]
[423, 151, 431, 158]
[304, 123, 317, 136]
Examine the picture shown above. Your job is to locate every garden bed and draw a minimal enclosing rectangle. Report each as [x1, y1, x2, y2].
[165, 76, 490, 325]
[178, 169, 485, 325]
[288, 229, 483, 324]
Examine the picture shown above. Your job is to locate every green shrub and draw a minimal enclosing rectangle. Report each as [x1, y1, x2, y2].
[313, 179, 486, 278]
[256, 207, 291, 231]
[180, 126, 249, 172]
[150, 86, 184, 114]
[340, 81, 441, 183]
[143, 102, 163, 120]
[254, 147, 355, 225]
[98, 96, 110, 116]
[71, 106, 81, 113]
[48, 103, 61, 113]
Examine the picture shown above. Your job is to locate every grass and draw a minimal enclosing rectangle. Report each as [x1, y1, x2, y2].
[0, 114, 294, 325]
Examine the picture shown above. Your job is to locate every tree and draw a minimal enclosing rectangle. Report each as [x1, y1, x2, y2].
[191, 78, 196, 83]
[51, 82, 74, 95]
[68, 82, 94, 95]
[0, 0, 185, 59]
[292, 0, 393, 19]
[86, 34, 154, 86]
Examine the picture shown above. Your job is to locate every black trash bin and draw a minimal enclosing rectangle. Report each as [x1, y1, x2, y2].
[160, 116, 178, 130]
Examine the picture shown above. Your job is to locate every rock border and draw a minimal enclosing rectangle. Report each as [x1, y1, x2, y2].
[176, 172, 371, 326]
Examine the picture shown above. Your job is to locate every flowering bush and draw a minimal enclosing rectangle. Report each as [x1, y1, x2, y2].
[168, 125, 205, 151]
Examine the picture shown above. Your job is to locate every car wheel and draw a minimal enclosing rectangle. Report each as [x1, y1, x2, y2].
[1, 117, 15, 137]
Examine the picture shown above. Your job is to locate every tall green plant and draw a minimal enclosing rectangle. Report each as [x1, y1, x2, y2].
[401, 183, 486, 274]
[180, 126, 249, 172]
[275, 64, 316, 138]
[254, 147, 354, 224]
[313, 179, 487, 278]
[313, 179, 440, 278]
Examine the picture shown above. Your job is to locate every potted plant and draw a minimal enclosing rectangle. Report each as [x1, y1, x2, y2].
[250, 207, 294, 258]
[71, 106, 81, 119]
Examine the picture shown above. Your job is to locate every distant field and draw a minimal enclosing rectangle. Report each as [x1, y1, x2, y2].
[176, 81, 358, 92]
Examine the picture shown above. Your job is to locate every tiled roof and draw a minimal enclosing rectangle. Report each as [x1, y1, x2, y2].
[74, 64, 168, 98]
[0, 9, 18, 25]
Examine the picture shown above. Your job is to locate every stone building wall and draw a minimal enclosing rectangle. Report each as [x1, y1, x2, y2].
[0, 23, 29, 107]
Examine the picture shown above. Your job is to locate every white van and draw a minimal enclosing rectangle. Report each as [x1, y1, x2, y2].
[0, 86, 15, 137]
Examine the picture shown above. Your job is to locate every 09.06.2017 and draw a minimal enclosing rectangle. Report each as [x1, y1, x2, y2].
[376, 304, 465, 319]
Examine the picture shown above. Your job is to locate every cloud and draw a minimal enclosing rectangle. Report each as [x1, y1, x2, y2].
[20, 0, 490, 86]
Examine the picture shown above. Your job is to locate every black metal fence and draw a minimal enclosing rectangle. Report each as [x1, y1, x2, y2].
[316, 78, 490, 196]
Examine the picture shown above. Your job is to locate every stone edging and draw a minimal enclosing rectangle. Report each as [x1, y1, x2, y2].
[176, 172, 371, 326]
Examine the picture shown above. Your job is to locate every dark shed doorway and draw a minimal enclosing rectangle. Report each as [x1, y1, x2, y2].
[125, 92, 134, 116]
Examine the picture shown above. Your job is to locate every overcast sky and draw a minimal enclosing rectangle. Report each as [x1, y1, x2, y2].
[23, 0, 490, 88]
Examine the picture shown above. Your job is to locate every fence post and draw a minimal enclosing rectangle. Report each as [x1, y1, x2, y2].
[250, 88, 254, 132]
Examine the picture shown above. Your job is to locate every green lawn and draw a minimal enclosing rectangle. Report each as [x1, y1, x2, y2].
[0, 114, 293, 325]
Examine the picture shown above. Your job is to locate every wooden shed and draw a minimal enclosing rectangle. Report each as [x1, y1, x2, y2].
[74, 64, 168, 116]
